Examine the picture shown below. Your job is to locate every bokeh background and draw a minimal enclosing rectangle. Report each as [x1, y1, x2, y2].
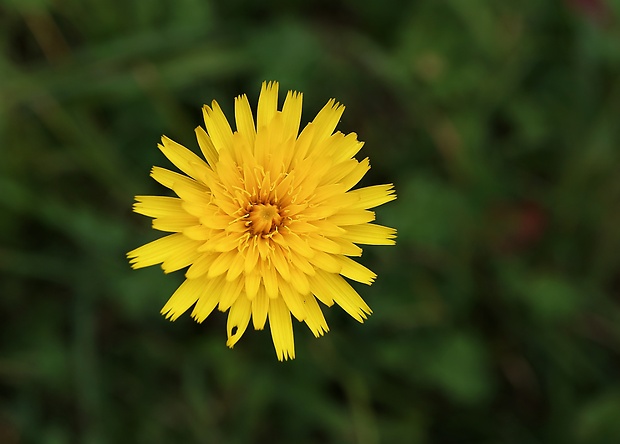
[2, 0, 620, 443]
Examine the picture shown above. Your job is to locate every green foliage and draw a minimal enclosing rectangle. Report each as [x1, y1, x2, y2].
[2, 0, 620, 443]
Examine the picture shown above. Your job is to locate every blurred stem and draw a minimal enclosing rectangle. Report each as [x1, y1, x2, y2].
[0, 247, 72, 283]
[73, 277, 103, 444]
[317, 336, 380, 443]
[22, 11, 71, 66]
[132, 60, 194, 133]
[343, 372, 379, 444]
[343, 30, 470, 183]
[30, 94, 139, 204]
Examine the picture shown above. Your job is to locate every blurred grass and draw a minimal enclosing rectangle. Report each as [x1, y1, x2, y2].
[2, 0, 620, 443]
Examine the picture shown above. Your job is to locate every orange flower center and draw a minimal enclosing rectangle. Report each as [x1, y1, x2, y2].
[248, 203, 283, 235]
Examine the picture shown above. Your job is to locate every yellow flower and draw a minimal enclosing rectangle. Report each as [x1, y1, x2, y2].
[128, 81, 396, 360]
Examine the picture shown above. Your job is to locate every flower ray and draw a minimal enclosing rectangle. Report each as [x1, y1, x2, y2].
[194, 126, 219, 168]
[158, 136, 210, 180]
[203, 101, 234, 152]
[269, 296, 295, 361]
[234, 94, 256, 147]
[226, 295, 252, 348]
[251, 287, 270, 330]
[133, 196, 185, 218]
[161, 277, 204, 321]
[190, 275, 227, 323]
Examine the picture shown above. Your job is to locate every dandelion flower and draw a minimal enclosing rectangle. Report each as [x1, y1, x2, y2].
[128, 81, 396, 360]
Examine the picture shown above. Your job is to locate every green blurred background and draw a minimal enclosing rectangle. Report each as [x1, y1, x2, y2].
[2, 0, 620, 443]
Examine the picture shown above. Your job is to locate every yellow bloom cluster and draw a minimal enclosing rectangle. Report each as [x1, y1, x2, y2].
[128, 82, 396, 360]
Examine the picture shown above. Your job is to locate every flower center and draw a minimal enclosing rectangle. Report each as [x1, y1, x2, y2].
[248, 203, 283, 236]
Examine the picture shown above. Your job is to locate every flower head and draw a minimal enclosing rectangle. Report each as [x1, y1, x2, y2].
[128, 82, 396, 360]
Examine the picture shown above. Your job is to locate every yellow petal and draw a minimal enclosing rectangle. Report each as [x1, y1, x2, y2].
[310, 270, 371, 322]
[306, 233, 341, 254]
[234, 94, 256, 147]
[213, 149, 243, 196]
[253, 112, 284, 174]
[226, 251, 246, 281]
[289, 251, 316, 276]
[327, 209, 375, 226]
[308, 250, 341, 274]
[199, 212, 234, 230]
[281, 231, 314, 258]
[288, 265, 311, 296]
[347, 184, 397, 210]
[244, 239, 260, 272]
[127, 233, 200, 270]
[268, 296, 295, 361]
[261, 260, 280, 299]
[185, 253, 218, 279]
[161, 277, 204, 321]
[278, 220, 317, 234]
[183, 225, 213, 240]
[281, 90, 303, 143]
[291, 157, 332, 202]
[301, 204, 340, 220]
[311, 183, 347, 204]
[133, 196, 185, 218]
[336, 256, 376, 285]
[256, 235, 272, 260]
[170, 177, 211, 205]
[218, 277, 244, 312]
[211, 231, 245, 253]
[161, 247, 201, 274]
[319, 158, 358, 186]
[245, 270, 261, 300]
[311, 130, 353, 159]
[291, 122, 315, 161]
[158, 136, 210, 180]
[279, 280, 306, 322]
[207, 250, 238, 278]
[203, 100, 234, 152]
[263, 114, 286, 178]
[330, 237, 363, 256]
[331, 133, 364, 164]
[257, 81, 279, 129]
[150, 166, 191, 191]
[340, 157, 370, 191]
[342, 224, 397, 245]
[251, 286, 269, 329]
[194, 126, 219, 168]
[226, 295, 252, 348]
[302, 293, 329, 337]
[271, 244, 291, 281]
[191, 275, 227, 322]
[308, 99, 345, 147]
[152, 214, 199, 232]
